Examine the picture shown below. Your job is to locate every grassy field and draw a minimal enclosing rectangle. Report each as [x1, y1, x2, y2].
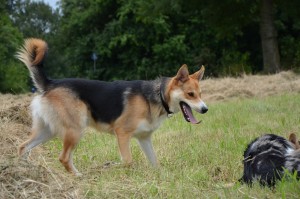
[1, 72, 300, 198]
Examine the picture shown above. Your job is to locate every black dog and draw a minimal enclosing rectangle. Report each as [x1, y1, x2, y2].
[240, 133, 299, 187]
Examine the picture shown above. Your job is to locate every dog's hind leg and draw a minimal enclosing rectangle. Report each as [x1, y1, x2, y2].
[18, 117, 54, 158]
[59, 128, 82, 176]
[137, 135, 158, 166]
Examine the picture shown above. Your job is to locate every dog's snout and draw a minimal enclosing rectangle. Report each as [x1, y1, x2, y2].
[199, 101, 208, 114]
[202, 106, 208, 113]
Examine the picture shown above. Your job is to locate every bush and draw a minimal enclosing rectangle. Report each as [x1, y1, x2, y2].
[220, 50, 252, 76]
[0, 62, 30, 93]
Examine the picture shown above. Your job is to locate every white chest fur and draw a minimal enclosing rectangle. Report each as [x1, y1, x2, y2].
[133, 115, 166, 138]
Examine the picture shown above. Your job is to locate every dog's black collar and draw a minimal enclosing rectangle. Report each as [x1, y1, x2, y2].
[160, 85, 173, 117]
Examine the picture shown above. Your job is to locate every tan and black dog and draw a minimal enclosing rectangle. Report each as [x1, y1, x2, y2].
[16, 38, 208, 175]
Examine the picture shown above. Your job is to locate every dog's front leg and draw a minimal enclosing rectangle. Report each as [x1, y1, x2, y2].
[115, 130, 133, 166]
[137, 135, 159, 167]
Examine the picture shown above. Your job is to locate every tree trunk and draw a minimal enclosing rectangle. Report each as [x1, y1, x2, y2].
[260, 0, 280, 73]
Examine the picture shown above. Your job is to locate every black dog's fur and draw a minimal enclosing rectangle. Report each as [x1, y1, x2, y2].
[285, 150, 300, 178]
[240, 134, 299, 187]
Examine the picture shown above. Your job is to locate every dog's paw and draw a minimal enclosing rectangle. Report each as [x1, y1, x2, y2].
[74, 172, 83, 177]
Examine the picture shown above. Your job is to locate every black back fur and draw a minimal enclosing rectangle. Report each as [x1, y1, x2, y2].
[240, 134, 294, 187]
[46, 78, 166, 123]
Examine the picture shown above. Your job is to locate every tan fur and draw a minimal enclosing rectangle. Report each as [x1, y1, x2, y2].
[19, 88, 89, 175]
[17, 38, 207, 175]
[16, 38, 48, 92]
[166, 65, 206, 114]
[289, 133, 300, 149]
[16, 38, 48, 68]
[114, 102, 164, 165]
[45, 89, 89, 173]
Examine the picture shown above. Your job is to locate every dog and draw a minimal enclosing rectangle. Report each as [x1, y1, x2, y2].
[240, 133, 300, 187]
[16, 38, 208, 175]
[284, 133, 300, 179]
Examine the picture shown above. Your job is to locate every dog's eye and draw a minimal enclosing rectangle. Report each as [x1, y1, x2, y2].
[188, 92, 194, 97]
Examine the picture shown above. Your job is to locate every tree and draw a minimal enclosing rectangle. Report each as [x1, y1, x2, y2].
[134, 0, 256, 76]
[57, 0, 195, 80]
[143, 0, 289, 74]
[260, 0, 280, 73]
[0, 0, 61, 93]
[0, 0, 26, 93]
[9, 0, 60, 38]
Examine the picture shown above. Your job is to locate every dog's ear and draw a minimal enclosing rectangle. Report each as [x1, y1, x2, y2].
[190, 65, 205, 81]
[175, 64, 189, 82]
[289, 133, 300, 149]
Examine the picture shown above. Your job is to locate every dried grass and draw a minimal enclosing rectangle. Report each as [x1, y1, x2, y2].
[0, 157, 80, 199]
[202, 71, 300, 102]
[0, 71, 299, 198]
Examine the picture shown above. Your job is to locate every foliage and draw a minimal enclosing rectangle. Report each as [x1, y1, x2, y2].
[8, 0, 60, 38]
[0, 1, 24, 93]
[2, 0, 300, 93]
[54, 0, 300, 80]
[0, 13, 21, 64]
[0, 0, 60, 92]
[0, 62, 29, 93]
[277, 0, 300, 71]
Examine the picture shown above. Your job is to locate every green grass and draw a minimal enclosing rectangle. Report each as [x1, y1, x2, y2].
[44, 94, 300, 198]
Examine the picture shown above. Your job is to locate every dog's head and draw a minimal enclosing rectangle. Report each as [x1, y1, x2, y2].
[167, 64, 208, 123]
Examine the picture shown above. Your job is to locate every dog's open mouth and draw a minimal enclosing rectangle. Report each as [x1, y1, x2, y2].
[179, 101, 201, 124]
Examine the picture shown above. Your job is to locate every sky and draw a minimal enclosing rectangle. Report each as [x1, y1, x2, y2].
[41, 0, 59, 9]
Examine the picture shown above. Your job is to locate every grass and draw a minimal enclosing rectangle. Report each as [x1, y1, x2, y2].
[36, 93, 300, 198]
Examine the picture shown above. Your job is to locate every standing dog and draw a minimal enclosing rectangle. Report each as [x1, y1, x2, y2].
[16, 38, 208, 175]
[240, 133, 300, 187]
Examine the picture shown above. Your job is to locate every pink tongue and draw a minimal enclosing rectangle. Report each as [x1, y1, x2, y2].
[183, 104, 201, 124]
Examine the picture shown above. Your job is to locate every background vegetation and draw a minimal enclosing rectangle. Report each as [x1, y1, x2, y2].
[1, 0, 300, 93]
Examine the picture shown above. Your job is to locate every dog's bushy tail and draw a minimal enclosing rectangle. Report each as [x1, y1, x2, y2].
[16, 38, 50, 92]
